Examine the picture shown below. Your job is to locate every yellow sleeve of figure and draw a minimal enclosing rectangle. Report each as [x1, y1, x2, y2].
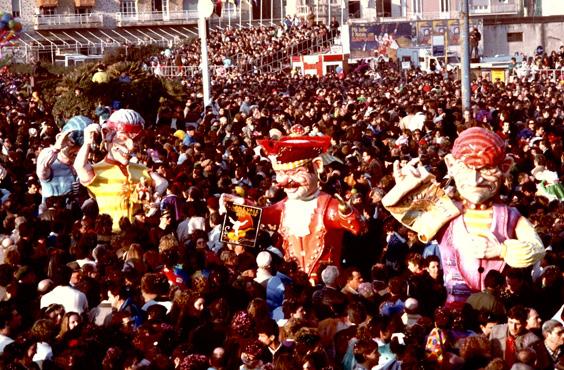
[500, 216, 545, 268]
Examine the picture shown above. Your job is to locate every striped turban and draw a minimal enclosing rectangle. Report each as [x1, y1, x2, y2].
[452, 127, 506, 167]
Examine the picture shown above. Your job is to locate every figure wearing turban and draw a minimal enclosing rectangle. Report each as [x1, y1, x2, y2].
[383, 127, 545, 306]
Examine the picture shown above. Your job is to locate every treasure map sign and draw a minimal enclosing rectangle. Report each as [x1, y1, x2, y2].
[221, 203, 263, 248]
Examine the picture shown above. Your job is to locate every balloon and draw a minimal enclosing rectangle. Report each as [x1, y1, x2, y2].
[336, 66, 343, 73]
[0, 14, 20, 48]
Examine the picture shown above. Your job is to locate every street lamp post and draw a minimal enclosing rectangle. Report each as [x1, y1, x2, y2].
[328, 0, 331, 28]
[460, 0, 471, 112]
[198, 0, 214, 108]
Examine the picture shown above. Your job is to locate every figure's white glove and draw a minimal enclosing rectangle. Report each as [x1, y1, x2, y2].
[382, 158, 433, 207]
[466, 233, 503, 260]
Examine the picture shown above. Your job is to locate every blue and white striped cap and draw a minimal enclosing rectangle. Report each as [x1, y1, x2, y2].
[62, 115, 92, 146]
[62, 115, 92, 133]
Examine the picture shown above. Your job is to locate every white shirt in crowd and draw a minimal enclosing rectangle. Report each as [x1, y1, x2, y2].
[176, 216, 206, 245]
[0, 334, 13, 354]
[40, 285, 88, 314]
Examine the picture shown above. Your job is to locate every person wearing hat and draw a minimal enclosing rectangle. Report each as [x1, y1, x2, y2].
[383, 127, 545, 306]
[36, 115, 91, 209]
[74, 109, 167, 231]
[225, 124, 365, 283]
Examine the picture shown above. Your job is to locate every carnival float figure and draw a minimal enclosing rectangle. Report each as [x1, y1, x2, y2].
[222, 125, 365, 283]
[36, 115, 91, 209]
[74, 109, 166, 231]
[382, 127, 545, 305]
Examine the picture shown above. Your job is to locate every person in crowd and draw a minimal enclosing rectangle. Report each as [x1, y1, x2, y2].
[39, 265, 88, 315]
[525, 307, 543, 337]
[352, 339, 380, 370]
[530, 319, 564, 370]
[341, 269, 364, 299]
[470, 26, 481, 59]
[0, 304, 18, 355]
[312, 265, 347, 321]
[466, 269, 507, 318]
[489, 305, 541, 368]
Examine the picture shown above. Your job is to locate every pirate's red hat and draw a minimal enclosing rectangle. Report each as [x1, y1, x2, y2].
[258, 125, 331, 171]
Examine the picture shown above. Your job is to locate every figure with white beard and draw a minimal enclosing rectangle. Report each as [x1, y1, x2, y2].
[74, 109, 167, 231]
[222, 125, 365, 283]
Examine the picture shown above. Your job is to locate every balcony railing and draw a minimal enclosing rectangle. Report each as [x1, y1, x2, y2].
[33, 13, 104, 30]
[469, 1, 519, 15]
[295, 4, 342, 22]
[368, 11, 459, 21]
[357, 4, 519, 22]
[115, 10, 199, 26]
[489, 3, 520, 14]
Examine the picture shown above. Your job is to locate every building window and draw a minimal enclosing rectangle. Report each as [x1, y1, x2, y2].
[376, 0, 391, 17]
[40, 7, 55, 15]
[440, 0, 450, 13]
[507, 32, 523, 42]
[121, 0, 136, 14]
[349, 0, 361, 18]
[75, 7, 92, 15]
[151, 0, 169, 13]
[412, 0, 422, 14]
[11, 0, 21, 17]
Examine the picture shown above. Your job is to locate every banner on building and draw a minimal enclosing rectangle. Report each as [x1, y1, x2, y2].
[417, 20, 432, 46]
[350, 19, 483, 59]
[349, 22, 415, 58]
[447, 19, 460, 46]
[432, 19, 448, 36]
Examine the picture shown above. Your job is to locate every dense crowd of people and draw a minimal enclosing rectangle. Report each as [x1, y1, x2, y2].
[149, 18, 333, 75]
[0, 18, 563, 370]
